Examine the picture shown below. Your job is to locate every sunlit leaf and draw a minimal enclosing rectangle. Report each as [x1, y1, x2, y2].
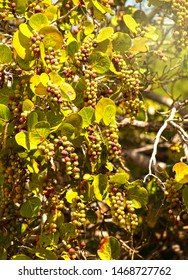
[95, 97, 115, 123]
[93, 174, 108, 201]
[11, 254, 32, 260]
[29, 14, 49, 31]
[22, 99, 34, 112]
[96, 27, 114, 43]
[129, 37, 148, 53]
[78, 107, 95, 128]
[15, 131, 37, 150]
[97, 236, 120, 260]
[39, 26, 63, 50]
[123, 14, 139, 33]
[90, 51, 110, 74]
[128, 181, 148, 209]
[103, 105, 116, 126]
[173, 162, 188, 184]
[66, 189, 78, 203]
[13, 30, 32, 60]
[60, 82, 76, 100]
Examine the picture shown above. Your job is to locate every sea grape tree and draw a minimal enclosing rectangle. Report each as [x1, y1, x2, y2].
[0, 0, 188, 260]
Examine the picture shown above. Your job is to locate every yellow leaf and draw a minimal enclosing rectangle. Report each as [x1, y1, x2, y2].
[172, 162, 188, 184]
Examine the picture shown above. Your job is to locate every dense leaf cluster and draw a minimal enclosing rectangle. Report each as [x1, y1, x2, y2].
[0, 0, 188, 260]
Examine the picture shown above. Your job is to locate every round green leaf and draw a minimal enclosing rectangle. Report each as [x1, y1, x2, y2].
[63, 113, 82, 137]
[128, 181, 148, 209]
[90, 51, 111, 74]
[27, 111, 38, 131]
[103, 105, 116, 126]
[112, 32, 132, 52]
[93, 174, 108, 201]
[39, 26, 63, 50]
[22, 99, 34, 112]
[16, 55, 35, 70]
[0, 104, 11, 127]
[0, 44, 12, 64]
[83, 21, 94, 35]
[95, 97, 115, 123]
[78, 107, 95, 128]
[110, 172, 130, 184]
[60, 223, 78, 241]
[15, 131, 37, 150]
[59, 123, 75, 139]
[32, 121, 51, 140]
[20, 197, 41, 218]
[67, 39, 79, 56]
[29, 14, 49, 31]
[96, 27, 114, 43]
[60, 82, 76, 100]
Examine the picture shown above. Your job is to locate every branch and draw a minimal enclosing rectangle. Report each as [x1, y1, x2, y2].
[143, 90, 188, 116]
[118, 118, 173, 132]
[143, 106, 177, 185]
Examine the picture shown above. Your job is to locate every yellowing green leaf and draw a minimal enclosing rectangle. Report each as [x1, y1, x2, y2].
[96, 27, 114, 43]
[22, 99, 34, 112]
[129, 37, 148, 54]
[66, 189, 78, 203]
[93, 174, 108, 201]
[95, 97, 115, 123]
[0, 44, 12, 64]
[39, 26, 63, 50]
[29, 14, 49, 31]
[60, 82, 76, 100]
[128, 181, 148, 209]
[97, 236, 120, 260]
[78, 107, 95, 128]
[19, 23, 33, 39]
[13, 30, 33, 60]
[30, 74, 48, 96]
[44, 5, 58, 21]
[90, 51, 111, 74]
[173, 162, 188, 184]
[0, 104, 11, 127]
[83, 21, 94, 35]
[103, 105, 116, 126]
[123, 14, 139, 33]
[15, 131, 37, 151]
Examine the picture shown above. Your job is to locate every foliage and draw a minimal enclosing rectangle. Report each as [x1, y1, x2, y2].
[0, 0, 188, 260]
